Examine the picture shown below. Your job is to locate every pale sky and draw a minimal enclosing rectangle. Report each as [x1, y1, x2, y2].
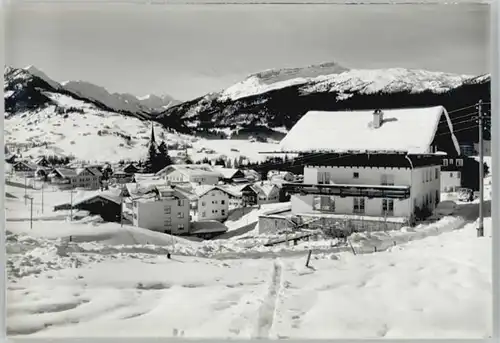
[5, 3, 490, 100]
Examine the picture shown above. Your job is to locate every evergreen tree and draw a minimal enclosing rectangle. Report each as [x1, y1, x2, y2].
[157, 141, 172, 170]
[143, 143, 158, 173]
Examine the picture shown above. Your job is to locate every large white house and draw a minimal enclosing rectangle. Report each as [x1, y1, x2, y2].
[131, 185, 191, 235]
[156, 164, 223, 185]
[176, 184, 233, 222]
[277, 106, 460, 227]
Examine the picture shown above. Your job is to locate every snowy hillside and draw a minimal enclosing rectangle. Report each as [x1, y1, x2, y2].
[4, 91, 277, 163]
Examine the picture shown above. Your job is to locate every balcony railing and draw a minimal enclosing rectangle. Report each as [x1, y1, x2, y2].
[282, 182, 411, 199]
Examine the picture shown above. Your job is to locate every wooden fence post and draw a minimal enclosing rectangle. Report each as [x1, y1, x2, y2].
[305, 250, 312, 267]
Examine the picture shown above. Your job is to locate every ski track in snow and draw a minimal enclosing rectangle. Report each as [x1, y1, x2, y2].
[254, 259, 283, 339]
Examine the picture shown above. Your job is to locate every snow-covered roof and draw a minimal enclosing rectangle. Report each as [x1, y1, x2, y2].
[52, 167, 78, 178]
[212, 167, 242, 179]
[246, 182, 278, 198]
[279, 106, 460, 155]
[174, 183, 234, 200]
[191, 221, 228, 234]
[14, 161, 38, 170]
[220, 184, 249, 198]
[156, 164, 223, 179]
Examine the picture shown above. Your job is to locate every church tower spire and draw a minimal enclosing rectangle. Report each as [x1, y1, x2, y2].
[150, 123, 156, 145]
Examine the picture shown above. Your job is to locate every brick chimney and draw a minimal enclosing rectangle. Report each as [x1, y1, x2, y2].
[373, 109, 384, 128]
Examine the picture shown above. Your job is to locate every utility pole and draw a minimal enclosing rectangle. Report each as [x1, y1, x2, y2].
[24, 175, 28, 205]
[70, 188, 74, 221]
[120, 196, 124, 228]
[28, 196, 34, 229]
[477, 99, 485, 237]
[41, 182, 44, 214]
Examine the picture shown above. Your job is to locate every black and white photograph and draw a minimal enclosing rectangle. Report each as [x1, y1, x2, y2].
[4, 1, 493, 339]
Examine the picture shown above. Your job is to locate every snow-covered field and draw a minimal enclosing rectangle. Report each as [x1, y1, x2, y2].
[5, 177, 493, 339]
[6, 218, 492, 338]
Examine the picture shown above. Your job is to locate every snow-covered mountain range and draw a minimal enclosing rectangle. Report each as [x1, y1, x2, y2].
[157, 61, 490, 138]
[4, 66, 179, 118]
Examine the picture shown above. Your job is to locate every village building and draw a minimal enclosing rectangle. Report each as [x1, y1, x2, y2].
[221, 183, 249, 208]
[267, 170, 295, 183]
[156, 164, 223, 185]
[242, 169, 262, 182]
[440, 155, 480, 192]
[241, 181, 281, 206]
[49, 167, 103, 190]
[12, 161, 38, 176]
[54, 191, 122, 222]
[131, 185, 191, 235]
[212, 166, 247, 184]
[33, 156, 52, 168]
[262, 106, 460, 232]
[175, 184, 233, 222]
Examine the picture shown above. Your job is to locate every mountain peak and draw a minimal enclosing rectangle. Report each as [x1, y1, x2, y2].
[22, 65, 61, 90]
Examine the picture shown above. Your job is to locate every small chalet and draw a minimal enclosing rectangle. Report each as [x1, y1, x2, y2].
[274, 106, 460, 229]
[69, 192, 122, 222]
[212, 167, 246, 184]
[13, 161, 38, 174]
[267, 170, 295, 184]
[122, 162, 140, 174]
[241, 182, 280, 206]
[33, 156, 51, 168]
[49, 167, 102, 190]
[440, 155, 480, 192]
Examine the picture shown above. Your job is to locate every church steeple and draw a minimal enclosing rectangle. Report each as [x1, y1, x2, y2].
[150, 123, 156, 145]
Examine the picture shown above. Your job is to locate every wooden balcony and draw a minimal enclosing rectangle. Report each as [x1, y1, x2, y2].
[282, 182, 411, 199]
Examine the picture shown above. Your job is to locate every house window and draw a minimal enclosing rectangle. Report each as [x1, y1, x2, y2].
[133, 213, 137, 219]
[221, 200, 225, 205]
[435, 168, 439, 179]
[382, 199, 394, 216]
[381, 174, 394, 186]
[201, 211, 206, 217]
[201, 201, 206, 206]
[449, 159, 453, 165]
[312, 196, 334, 212]
[353, 197, 365, 214]
[456, 159, 463, 167]
[178, 199, 184, 206]
[164, 206, 171, 214]
[178, 212, 184, 219]
[164, 218, 171, 225]
[213, 200, 218, 205]
[212, 193, 215, 196]
[221, 209, 225, 216]
[133, 202, 138, 208]
[353, 172, 359, 179]
[443, 159, 449, 166]
[457, 171, 461, 179]
[178, 224, 185, 230]
[435, 190, 440, 205]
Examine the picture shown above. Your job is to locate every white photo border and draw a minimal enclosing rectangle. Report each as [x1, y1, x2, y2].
[1, 1, 497, 343]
